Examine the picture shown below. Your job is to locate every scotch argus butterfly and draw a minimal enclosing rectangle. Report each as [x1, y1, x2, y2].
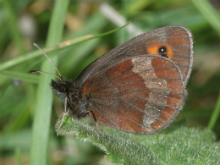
[31, 26, 193, 134]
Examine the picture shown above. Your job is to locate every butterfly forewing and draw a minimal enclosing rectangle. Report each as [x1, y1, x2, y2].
[76, 26, 193, 86]
[144, 26, 193, 85]
[80, 55, 186, 134]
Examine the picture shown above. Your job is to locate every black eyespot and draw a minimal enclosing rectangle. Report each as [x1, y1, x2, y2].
[158, 46, 167, 57]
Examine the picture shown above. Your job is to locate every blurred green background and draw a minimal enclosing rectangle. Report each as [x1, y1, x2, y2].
[0, 0, 220, 164]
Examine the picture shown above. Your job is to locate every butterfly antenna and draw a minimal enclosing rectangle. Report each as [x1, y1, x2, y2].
[29, 70, 63, 82]
[33, 43, 63, 80]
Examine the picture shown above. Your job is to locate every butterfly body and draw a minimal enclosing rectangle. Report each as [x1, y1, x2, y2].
[50, 26, 193, 134]
[51, 80, 90, 118]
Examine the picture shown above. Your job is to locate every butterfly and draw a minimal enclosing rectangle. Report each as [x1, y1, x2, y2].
[32, 26, 193, 134]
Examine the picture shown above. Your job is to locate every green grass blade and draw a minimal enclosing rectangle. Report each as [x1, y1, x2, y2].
[0, 35, 92, 71]
[0, 22, 129, 71]
[0, 70, 39, 84]
[208, 89, 220, 129]
[30, 1, 70, 165]
[15, 148, 23, 165]
[191, 0, 220, 37]
[1, 0, 25, 54]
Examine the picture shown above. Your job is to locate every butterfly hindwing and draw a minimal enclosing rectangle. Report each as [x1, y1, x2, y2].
[81, 55, 186, 134]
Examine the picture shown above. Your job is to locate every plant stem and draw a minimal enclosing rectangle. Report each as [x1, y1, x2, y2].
[208, 89, 220, 129]
[30, 1, 70, 165]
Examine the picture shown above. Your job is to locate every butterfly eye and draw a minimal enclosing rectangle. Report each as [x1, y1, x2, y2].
[158, 46, 167, 57]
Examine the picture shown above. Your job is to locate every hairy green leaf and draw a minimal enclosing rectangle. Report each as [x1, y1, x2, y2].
[56, 114, 220, 165]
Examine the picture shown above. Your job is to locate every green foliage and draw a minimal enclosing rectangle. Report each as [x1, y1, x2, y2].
[209, 89, 220, 129]
[30, 1, 70, 165]
[191, 0, 220, 37]
[0, 0, 220, 164]
[15, 148, 23, 165]
[56, 115, 220, 165]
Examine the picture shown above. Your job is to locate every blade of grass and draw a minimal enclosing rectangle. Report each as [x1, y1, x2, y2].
[15, 148, 23, 165]
[0, 35, 92, 71]
[208, 89, 220, 129]
[100, 3, 142, 35]
[30, 1, 69, 165]
[126, 0, 152, 16]
[0, 22, 129, 71]
[61, 39, 100, 75]
[60, 13, 109, 74]
[0, 70, 39, 84]
[191, 0, 220, 37]
[1, 0, 25, 54]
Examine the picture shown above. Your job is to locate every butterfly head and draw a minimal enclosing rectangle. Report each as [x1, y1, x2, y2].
[30, 43, 89, 118]
[51, 79, 74, 99]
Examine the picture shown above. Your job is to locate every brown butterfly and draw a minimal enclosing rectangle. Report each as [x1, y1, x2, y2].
[31, 26, 193, 134]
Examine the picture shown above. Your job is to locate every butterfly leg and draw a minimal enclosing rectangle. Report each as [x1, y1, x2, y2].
[89, 110, 104, 135]
[78, 109, 99, 129]
[58, 97, 68, 130]
[89, 110, 97, 126]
